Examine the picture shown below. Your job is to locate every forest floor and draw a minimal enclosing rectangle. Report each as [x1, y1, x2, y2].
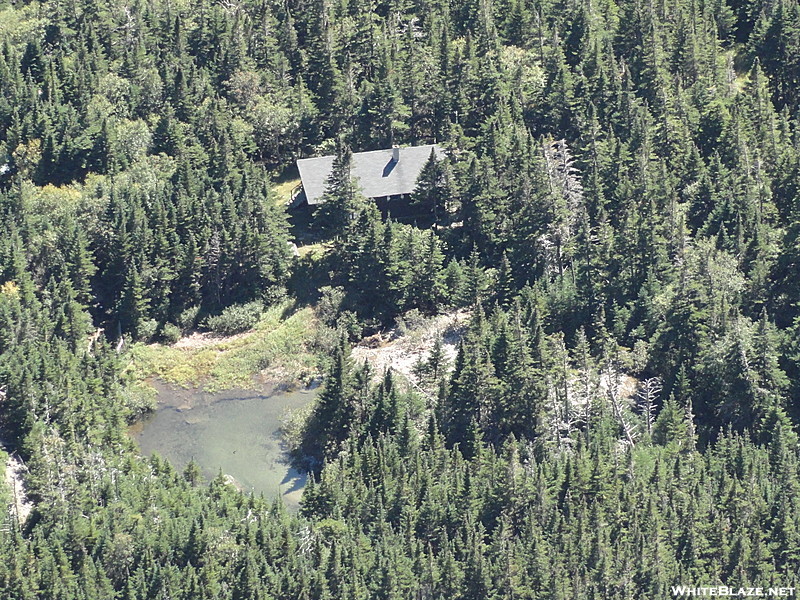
[123, 302, 321, 394]
[351, 309, 470, 397]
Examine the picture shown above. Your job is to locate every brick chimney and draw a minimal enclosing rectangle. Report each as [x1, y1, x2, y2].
[392, 145, 400, 162]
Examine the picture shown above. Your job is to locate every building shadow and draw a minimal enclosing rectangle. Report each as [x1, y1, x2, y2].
[382, 159, 397, 177]
[280, 468, 308, 495]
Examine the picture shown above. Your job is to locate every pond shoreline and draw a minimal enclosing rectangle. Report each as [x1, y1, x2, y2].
[129, 380, 318, 508]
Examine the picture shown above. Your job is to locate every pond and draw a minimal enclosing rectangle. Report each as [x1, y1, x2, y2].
[130, 382, 317, 509]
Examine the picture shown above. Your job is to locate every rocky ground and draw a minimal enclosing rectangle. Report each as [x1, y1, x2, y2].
[3, 446, 32, 526]
[351, 309, 470, 396]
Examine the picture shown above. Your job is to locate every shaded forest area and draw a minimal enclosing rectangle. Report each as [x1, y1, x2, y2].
[1, 0, 800, 596]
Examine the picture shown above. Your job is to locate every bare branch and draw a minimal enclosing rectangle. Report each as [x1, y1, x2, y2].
[636, 377, 663, 437]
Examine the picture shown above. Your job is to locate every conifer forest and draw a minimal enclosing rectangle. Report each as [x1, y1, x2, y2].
[1, 0, 800, 596]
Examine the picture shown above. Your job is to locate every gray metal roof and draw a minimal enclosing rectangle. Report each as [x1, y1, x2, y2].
[296, 144, 444, 206]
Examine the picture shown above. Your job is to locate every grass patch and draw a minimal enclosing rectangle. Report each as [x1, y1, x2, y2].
[297, 242, 328, 259]
[273, 177, 301, 205]
[123, 302, 321, 392]
[272, 162, 301, 206]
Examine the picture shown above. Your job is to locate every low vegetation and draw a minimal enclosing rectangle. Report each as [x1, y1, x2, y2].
[272, 177, 302, 205]
[123, 302, 321, 392]
[203, 300, 265, 336]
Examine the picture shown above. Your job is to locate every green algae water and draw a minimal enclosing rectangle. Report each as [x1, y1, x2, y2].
[131, 382, 316, 509]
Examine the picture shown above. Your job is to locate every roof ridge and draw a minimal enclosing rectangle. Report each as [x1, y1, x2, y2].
[296, 144, 444, 206]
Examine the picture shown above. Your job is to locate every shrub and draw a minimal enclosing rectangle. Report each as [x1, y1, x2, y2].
[160, 323, 182, 345]
[336, 310, 362, 340]
[395, 309, 427, 337]
[316, 286, 346, 327]
[138, 319, 159, 342]
[177, 306, 201, 331]
[204, 301, 264, 336]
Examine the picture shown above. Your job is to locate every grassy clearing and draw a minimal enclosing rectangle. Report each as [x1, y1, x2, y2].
[297, 242, 328, 259]
[123, 302, 321, 393]
[273, 177, 301, 204]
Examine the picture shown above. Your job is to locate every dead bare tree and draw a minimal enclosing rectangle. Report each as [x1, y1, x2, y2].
[602, 358, 637, 448]
[539, 138, 585, 279]
[636, 377, 663, 437]
[87, 328, 105, 355]
[543, 139, 584, 212]
[544, 334, 580, 452]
